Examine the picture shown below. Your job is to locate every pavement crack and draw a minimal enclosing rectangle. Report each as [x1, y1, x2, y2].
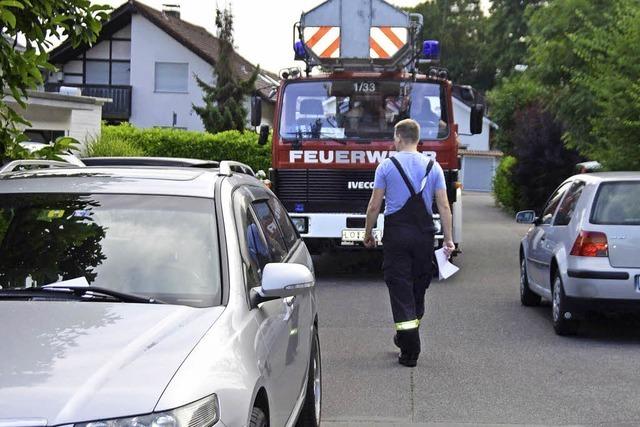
[410, 369, 415, 422]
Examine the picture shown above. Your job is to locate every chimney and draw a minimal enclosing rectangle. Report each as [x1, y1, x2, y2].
[162, 4, 180, 19]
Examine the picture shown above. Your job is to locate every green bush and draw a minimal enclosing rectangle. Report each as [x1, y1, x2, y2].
[493, 155, 520, 213]
[90, 123, 272, 172]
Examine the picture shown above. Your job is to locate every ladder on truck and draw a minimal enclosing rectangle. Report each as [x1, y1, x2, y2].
[293, 0, 438, 74]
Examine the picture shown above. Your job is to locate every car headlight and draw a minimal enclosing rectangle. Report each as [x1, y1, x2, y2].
[75, 394, 219, 427]
[291, 217, 308, 234]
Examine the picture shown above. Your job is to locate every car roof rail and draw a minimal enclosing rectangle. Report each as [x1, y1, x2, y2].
[218, 161, 256, 177]
[0, 159, 79, 174]
[82, 157, 221, 169]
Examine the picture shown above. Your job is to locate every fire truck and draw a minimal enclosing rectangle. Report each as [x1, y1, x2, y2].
[251, 0, 484, 254]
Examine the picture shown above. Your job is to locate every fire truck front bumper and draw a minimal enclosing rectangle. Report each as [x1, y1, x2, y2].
[289, 212, 444, 249]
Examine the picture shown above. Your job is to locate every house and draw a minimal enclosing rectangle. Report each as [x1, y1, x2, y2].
[45, 1, 278, 131]
[5, 89, 108, 151]
[452, 85, 501, 192]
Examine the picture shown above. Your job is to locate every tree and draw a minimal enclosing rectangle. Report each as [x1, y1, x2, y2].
[511, 103, 583, 212]
[410, 0, 494, 91]
[193, 6, 258, 134]
[568, 0, 640, 170]
[486, 72, 544, 153]
[0, 0, 110, 163]
[484, 0, 543, 79]
[526, 0, 616, 157]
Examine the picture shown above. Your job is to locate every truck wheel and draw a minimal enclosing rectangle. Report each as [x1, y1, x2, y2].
[520, 257, 541, 306]
[552, 274, 579, 336]
[296, 327, 321, 427]
[249, 407, 268, 427]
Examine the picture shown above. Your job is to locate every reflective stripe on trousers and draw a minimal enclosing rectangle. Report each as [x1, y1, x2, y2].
[395, 319, 420, 331]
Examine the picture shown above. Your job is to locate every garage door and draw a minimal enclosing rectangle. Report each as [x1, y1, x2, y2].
[463, 156, 495, 192]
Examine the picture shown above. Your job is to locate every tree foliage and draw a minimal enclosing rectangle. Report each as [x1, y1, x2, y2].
[410, 0, 495, 91]
[511, 104, 583, 212]
[193, 6, 258, 134]
[567, 0, 640, 170]
[0, 0, 110, 163]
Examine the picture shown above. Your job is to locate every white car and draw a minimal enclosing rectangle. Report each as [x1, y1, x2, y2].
[0, 160, 321, 427]
[517, 172, 640, 335]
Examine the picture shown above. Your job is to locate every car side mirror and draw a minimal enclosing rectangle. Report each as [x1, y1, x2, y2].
[251, 263, 314, 307]
[258, 125, 270, 145]
[470, 104, 484, 135]
[251, 95, 262, 127]
[516, 210, 537, 224]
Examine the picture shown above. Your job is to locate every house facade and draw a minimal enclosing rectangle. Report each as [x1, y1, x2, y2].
[45, 1, 277, 131]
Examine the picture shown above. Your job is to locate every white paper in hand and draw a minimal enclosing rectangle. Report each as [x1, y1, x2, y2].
[435, 248, 459, 280]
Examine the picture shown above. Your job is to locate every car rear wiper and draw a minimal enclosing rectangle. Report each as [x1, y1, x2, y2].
[0, 284, 164, 304]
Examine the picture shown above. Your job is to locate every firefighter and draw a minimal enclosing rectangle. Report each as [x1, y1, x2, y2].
[363, 118, 454, 367]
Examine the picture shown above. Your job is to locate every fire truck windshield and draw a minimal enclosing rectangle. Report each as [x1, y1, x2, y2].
[279, 80, 449, 142]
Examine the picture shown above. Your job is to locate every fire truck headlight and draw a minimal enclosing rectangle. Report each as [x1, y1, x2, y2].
[291, 217, 309, 234]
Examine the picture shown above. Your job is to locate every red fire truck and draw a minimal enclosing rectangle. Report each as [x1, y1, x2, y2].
[251, 0, 484, 254]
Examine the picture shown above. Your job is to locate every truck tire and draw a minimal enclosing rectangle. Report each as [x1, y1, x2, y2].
[296, 327, 321, 427]
[520, 257, 541, 306]
[552, 274, 579, 336]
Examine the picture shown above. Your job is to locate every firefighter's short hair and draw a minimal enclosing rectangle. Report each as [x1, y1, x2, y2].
[394, 119, 420, 144]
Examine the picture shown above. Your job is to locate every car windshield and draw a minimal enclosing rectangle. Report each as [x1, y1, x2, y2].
[279, 80, 449, 141]
[0, 194, 221, 307]
[591, 181, 640, 225]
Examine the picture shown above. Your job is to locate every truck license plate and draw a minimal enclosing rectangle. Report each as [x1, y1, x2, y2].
[341, 229, 382, 244]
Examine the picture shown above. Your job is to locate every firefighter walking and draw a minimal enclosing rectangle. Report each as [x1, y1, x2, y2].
[364, 119, 455, 367]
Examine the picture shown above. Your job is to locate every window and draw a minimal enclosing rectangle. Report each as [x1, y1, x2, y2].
[279, 80, 449, 142]
[155, 62, 189, 93]
[111, 62, 130, 85]
[591, 181, 640, 225]
[554, 181, 585, 226]
[268, 197, 299, 249]
[541, 181, 572, 225]
[0, 194, 221, 308]
[85, 61, 109, 84]
[252, 201, 288, 262]
[244, 209, 270, 286]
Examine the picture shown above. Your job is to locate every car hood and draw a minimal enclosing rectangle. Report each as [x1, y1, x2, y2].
[0, 301, 224, 426]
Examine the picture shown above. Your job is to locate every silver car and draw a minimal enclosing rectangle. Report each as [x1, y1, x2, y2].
[517, 172, 640, 335]
[0, 161, 321, 427]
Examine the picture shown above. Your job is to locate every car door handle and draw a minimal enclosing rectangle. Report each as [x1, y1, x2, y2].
[284, 296, 296, 307]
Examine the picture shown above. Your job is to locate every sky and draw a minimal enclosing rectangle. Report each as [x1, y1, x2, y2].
[96, 0, 491, 73]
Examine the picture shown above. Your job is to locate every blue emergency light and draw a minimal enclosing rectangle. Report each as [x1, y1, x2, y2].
[294, 41, 307, 60]
[422, 40, 440, 61]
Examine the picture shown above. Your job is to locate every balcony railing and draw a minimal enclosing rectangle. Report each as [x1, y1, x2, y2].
[45, 83, 132, 121]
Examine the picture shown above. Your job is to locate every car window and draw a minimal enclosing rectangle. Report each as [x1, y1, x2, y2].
[591, 181, 640, 225]
[252, 201, 288, 262]
[554, 181, 585, 226]
[244, 208, 271, 287]
[0, 194, 221, 308]
[541, 181, 572, 225]
[268, 197, 299, 249]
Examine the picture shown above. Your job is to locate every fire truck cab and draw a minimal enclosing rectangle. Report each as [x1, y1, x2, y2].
[251, 0, 484, 254]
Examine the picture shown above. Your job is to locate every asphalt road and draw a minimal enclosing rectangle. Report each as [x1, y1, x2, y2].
[315, 192, 640, 427]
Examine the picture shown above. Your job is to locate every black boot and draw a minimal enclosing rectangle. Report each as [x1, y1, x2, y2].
[396, 329, 420, 367]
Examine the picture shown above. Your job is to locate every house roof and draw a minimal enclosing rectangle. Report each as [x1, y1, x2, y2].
[48, 0, 279, 101]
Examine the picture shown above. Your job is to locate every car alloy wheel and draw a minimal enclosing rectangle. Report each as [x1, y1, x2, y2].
[296, 327, 321, 427]
[552, 274, 579, 336]
[313, 332, 322, 423]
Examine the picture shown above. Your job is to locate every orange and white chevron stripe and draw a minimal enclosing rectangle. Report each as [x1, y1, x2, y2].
[369, 27, 408, 59]
[304, 26, 341, 59]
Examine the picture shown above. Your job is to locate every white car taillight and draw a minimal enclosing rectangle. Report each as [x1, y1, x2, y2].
[570, 231, 609, 257]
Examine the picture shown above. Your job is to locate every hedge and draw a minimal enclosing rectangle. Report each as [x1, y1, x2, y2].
[88, 124, 272, 172]
[492, 155, 519, 213]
